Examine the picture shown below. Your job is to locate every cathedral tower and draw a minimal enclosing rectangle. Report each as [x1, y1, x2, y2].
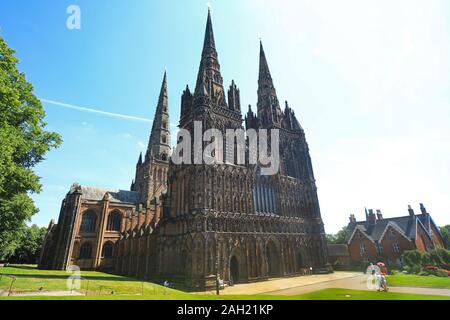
[132, 72, 171, 207]
[154, 10, 330, 290]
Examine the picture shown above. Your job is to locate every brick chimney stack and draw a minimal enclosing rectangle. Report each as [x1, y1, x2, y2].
[408, 205, 415, 217]
[349, 214, 356, 224]
[367, 209, 376, 224]
[376, 209, 383, 220]
[420, 203, 428, 216]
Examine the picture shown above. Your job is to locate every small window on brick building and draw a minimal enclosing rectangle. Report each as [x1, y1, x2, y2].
[359, 242, 366, 256]
[390, 229, 396, 237]
[376, 242, 383, 255]
[393, 242, 401, 253]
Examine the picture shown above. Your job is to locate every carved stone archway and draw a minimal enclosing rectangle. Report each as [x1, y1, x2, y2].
[228, 247, 248, 284]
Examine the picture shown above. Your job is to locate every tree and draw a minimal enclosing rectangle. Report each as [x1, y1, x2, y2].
[0, 36, 61, 259]
[440, 225, 450, 250]
[327, 226, 349, 245]
[9, 224, 47, 264]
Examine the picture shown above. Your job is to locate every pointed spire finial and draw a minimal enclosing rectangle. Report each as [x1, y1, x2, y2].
[203, 6, 215, 50]
[259, 40, 271, 81]
[157, 70, 168, 111]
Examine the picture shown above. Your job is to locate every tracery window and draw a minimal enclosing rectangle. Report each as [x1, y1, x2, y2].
[79, 242, 92, 259]
[80, 211, 96, 233]
[107, 211, 121, 231]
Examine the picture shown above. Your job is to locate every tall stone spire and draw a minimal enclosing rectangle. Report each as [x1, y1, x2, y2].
[257, 41, 282, 127]
[146, 71, 171, 162]
[258, 41, 274, 89]
[203, 8, 215, 50]
[194, 9, 226, 107]
[133, 71, 171, 206]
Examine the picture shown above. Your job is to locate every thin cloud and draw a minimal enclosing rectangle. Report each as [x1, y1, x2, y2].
[40, 98, 153, 123]
[40, 98, 179, 127]
[137, 141, 146, 149]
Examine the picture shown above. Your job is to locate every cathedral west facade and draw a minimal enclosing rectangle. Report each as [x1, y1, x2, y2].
[39, 10, 331, 290]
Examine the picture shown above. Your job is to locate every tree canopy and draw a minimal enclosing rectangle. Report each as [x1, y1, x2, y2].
[440, 225, 450, 250]
[326, 226, 349, 245]
[8, 224, 47, 264]
[0, 36, 61, 259]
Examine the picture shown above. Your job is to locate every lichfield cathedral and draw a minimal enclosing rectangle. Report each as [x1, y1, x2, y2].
[39, 10, 331, 290]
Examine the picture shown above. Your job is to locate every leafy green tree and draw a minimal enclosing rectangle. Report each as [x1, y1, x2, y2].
[327, 226, 349, 244]
[0, 36, 61, 259]
[440, 225, 450, 249]
[9, 224, 47, 264]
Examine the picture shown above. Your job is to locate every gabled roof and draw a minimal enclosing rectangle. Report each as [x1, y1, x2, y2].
[346, 214, 427, 244]
[378, 221, 411, 242]
[346, 224, 375, 243]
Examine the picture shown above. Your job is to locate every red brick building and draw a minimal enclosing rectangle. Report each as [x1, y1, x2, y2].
[346, 204, 444, 267]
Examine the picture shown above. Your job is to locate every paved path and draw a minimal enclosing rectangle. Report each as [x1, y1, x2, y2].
[210, 272, 360, 295]
[217, 273, 450, 297]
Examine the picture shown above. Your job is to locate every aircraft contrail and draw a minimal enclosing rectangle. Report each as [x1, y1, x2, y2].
[39, 98, 153, 123]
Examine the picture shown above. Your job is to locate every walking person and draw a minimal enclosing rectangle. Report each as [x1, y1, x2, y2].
[380, 271, 389, 292]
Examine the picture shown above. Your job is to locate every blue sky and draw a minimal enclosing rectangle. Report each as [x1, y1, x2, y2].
[1, 0, 449, 233]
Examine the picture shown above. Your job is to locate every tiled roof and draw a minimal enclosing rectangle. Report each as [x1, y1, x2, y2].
[79, 186, 140, 204]
[327, 244, 349, 257]
[346, 214, 434, 243]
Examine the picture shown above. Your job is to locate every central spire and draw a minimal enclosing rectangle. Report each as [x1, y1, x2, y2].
[203, 8, 216, 50]
[257, 41, 282, 127]
[194, 9, 225, 106]
[258, 41, 275, 95]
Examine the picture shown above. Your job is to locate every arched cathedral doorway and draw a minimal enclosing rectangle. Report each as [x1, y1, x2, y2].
[230, 256, 240, 285]
[229, 248, 248, 284]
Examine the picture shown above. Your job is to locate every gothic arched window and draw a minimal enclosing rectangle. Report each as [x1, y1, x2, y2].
[80, 211, 96, 233]
[107, 211, 121, 231]
[102, 242, 114, 258]
[161, 153, 167, 161]
[79, 242, 92, 259]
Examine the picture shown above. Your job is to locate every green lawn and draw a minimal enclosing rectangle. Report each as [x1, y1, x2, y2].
[0, 265, 193, 299]
[1, 265, 449, 300]
[387, 273, 450, 289]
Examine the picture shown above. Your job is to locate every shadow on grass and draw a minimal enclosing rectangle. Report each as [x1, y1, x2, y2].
[5, 265, 37, 270]
[0, 273, 148, 282]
